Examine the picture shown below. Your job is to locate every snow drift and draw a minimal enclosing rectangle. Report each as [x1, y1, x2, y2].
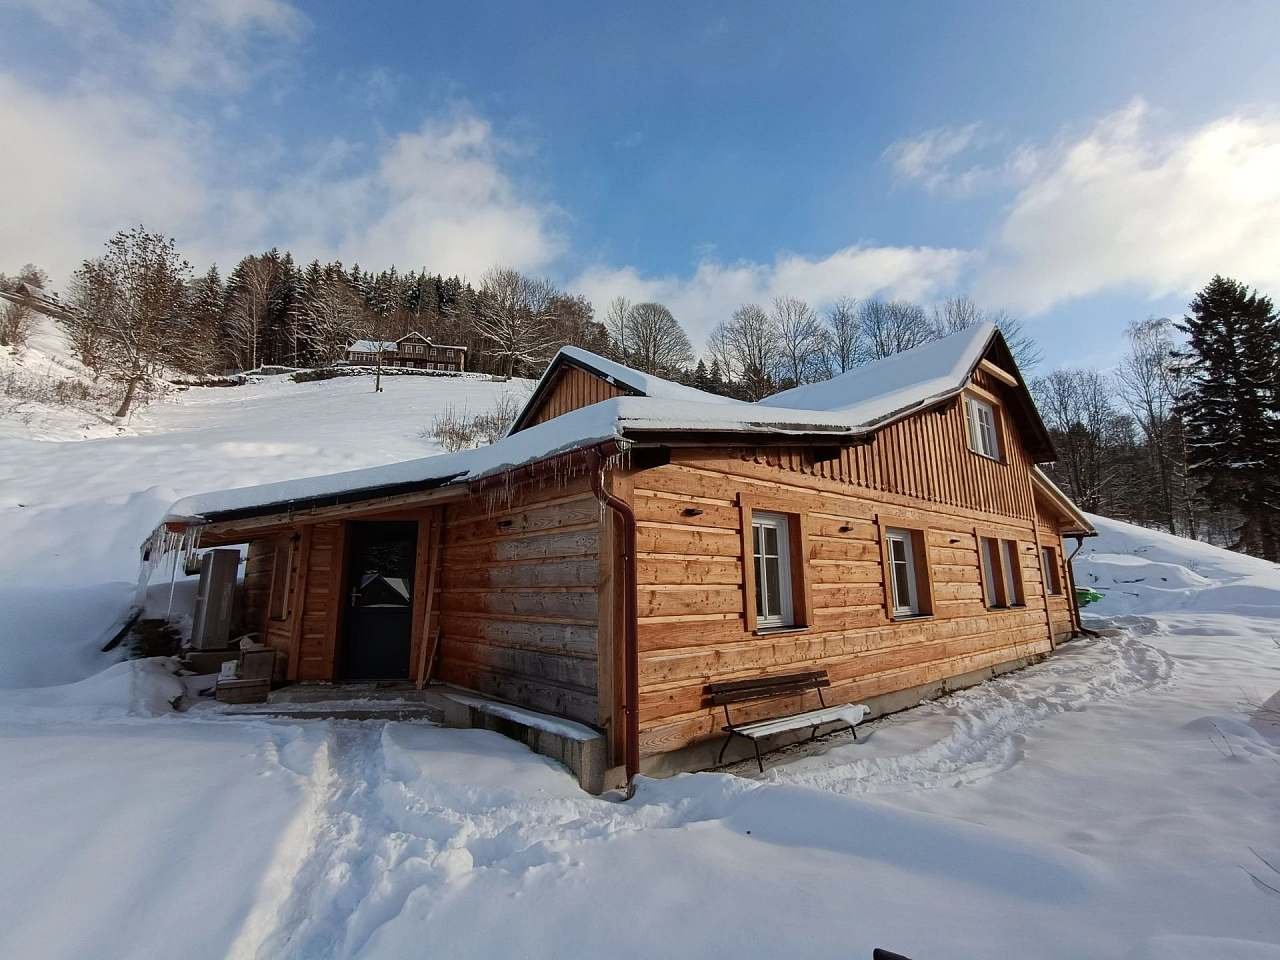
[1077, 513, 1280, 618]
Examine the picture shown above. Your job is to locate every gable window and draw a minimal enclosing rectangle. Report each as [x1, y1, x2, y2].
[1042, 545, 1062, 595]
[965, 395, 1001, 460]
[979, 535, 1025, 609]
[752, 512, 794, 628]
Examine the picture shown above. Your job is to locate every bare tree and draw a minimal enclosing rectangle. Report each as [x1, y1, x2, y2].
[302, 276, 366, 365]
[604, 296, 632, 361]
[709, 303, 779, 400]
[225, 255, 278, 370]
[69, 227, 191, 417]
[473, 267, 558, 379]
[857, 298, 934, 361]
[931, 296, 1043, 371]
[771, 296, 827, 386]
[1116, 317, 1197, 536]
[1032, 368, 1126, 512]
[625, 302, 693, 376]
[823, 297, 861, 374]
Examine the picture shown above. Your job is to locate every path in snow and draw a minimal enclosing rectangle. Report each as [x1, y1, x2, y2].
[756, 627, 1175, 794]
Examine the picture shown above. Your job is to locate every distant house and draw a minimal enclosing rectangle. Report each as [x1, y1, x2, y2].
[344, 332, 467, 372]
[145, 323, 1093, 790]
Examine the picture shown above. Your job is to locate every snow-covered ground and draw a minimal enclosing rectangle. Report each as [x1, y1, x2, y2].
[2, 340, 1279, 958]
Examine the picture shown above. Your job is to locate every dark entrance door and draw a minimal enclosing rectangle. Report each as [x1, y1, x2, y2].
[342, 520, 418, 680]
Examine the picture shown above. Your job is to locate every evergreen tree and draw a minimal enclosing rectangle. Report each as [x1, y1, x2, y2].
[1176, 275, 1280, 560]
[185, 265, 226, 373]
[691, 358, 711, 392]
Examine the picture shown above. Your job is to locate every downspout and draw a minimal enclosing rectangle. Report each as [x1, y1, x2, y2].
[590, 443, 639, 797]
[1065, 535, 1100, 639]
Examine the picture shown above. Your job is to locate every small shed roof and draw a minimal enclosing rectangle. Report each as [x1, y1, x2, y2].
[348, 340, 398, 354]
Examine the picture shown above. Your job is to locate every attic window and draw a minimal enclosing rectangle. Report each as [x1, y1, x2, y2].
[964, 395, 1001, 460]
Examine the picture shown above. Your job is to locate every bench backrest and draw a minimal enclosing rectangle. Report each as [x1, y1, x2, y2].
[707, 670, 829, 706]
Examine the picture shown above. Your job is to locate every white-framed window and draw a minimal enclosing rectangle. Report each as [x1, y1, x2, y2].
[1042, 545, 1062, 595]
[751, 511, 794, 628]
[965, 395, 1001, 460]
[979, 535, 1024, 608]
[980, 536, 1000, 607]
[1000, 539, 1024, 606]
[885, 527, 920, 616]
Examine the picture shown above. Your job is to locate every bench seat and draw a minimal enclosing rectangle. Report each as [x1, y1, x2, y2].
[733, 703, 868, 740]
[707, 669, 868, 772]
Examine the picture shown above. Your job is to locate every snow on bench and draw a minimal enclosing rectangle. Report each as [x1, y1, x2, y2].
[707, 670, 868, 772]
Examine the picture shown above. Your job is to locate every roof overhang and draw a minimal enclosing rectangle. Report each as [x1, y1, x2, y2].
[1031, 468, 1096, 537]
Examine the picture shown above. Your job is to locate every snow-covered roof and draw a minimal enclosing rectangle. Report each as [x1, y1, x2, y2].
[166, 395, 862, 524]
[762, 322, 997, 425]
[348, 340, 398, 354]
[557, 346, 743, 406]
[507, 345, 742, 436]
[162, 324, 1063, 528]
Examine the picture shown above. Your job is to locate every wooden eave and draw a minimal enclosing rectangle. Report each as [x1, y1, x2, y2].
[1031, 468, 1096, 537]
[855, 329, 1057, 465]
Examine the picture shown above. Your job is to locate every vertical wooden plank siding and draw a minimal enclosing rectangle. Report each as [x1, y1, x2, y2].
[435, 476, 603, 724]
[626, 373, 1066, 757]
[296, 521, 344, 681]
[526, 367, 626, 428]
[245, 536, 303, 681]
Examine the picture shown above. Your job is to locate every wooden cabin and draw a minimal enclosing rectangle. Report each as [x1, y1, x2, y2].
[149, 323, 1093, 786]
[345, 331, 467, 371]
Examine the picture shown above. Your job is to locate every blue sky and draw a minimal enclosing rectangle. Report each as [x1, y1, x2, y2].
[3, 1, 1279, 370]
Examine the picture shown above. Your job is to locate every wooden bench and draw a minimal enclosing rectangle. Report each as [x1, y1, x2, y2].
[708, 670, 869, 772]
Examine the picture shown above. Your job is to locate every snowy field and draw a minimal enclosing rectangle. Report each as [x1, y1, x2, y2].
[2, 328, 1279, 958]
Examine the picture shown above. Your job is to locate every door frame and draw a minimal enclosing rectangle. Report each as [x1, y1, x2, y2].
[334, 516, 423, 681]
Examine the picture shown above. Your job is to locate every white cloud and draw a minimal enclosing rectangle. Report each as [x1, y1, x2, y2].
[147, 0, 308, 91]
[263, 116, 565, 276]
[0, 67, 563, 284]
[977, 99, 1280, 313]
[8, 0, 307, 92]
[0, 75, 212, 284]
[573, 244, 970, 347]
[884, 123, 984, 193]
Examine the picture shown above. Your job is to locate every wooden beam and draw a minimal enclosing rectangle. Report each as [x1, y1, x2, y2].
[979, 358, 1018, 386]
[196, 486, 468, 545]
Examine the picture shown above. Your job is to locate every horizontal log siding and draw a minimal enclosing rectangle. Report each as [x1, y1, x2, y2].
[526, 366, 625, 428]
[436, 477, 602, 725]
[629, 393, 1056, 755]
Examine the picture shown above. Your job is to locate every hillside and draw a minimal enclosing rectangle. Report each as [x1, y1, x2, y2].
[1, 373, 1279, 958]
[0, 362, 532, 687]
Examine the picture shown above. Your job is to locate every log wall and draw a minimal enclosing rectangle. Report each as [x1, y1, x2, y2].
[435, 476, 603, 726]
[626, 372, 1071, 757]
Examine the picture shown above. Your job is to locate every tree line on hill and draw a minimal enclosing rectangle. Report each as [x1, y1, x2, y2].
[6, 227, 1279, 560]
